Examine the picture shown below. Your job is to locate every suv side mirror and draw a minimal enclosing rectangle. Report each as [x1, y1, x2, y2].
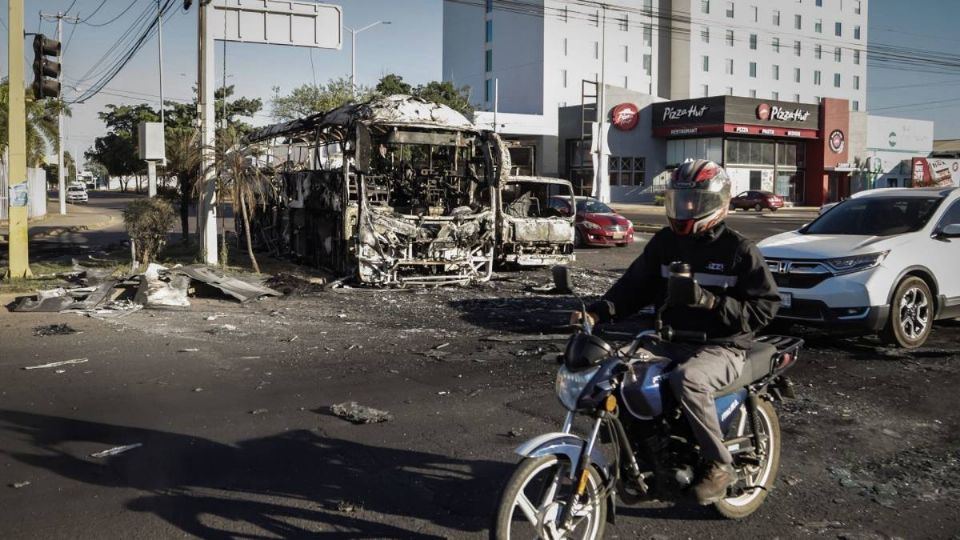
[938, 223, 960, 238]
[552, 265, 574, 294]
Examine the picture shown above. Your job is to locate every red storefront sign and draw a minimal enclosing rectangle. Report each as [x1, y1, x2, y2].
[611, 103, 640, 131]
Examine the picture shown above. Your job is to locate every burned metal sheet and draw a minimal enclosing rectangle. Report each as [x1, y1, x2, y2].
[13, 288, 79, 312]
[498, 176, 576, 267]
[172, 265, 282, 303]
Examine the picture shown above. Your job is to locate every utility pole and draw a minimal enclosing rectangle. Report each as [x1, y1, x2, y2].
[158, 0, 165, 127]
[595, 6, 610, 203]
[40, 11, 79, 215]
[199, 0, 218, 264]
[6, 0, 31, 278]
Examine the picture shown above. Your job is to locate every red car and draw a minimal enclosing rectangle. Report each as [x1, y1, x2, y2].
[548, 196, 635, 248]
[730, 190, 785, 212]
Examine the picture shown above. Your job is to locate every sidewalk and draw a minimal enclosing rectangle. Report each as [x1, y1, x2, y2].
[0, 200, 118, 243]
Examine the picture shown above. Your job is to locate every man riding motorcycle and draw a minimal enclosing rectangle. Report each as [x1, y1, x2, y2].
[572, 159, 780, 504]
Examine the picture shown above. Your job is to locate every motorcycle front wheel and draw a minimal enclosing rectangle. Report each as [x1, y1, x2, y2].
[492, 455, 607, 540]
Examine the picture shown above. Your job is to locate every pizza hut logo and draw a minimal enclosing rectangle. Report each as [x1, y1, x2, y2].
[611, 103, 640, 131]
[756, 103, 771, 121]
[829, 130, 845, 154]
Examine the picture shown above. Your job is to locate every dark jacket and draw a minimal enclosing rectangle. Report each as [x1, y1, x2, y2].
[588, 223, 780, 348]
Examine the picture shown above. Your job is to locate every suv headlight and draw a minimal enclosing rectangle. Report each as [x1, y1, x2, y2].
[823, 251, 889, 275]
[581, 221, 601, 230]
[555, 365, 601, 411]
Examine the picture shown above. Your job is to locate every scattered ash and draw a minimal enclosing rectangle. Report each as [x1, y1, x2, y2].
[33, 324, 78, 337]
[264, 273, 326, 296]
[830, 447, 960, 505]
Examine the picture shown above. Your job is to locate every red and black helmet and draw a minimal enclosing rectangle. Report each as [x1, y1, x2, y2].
[665, 159, 732, 236]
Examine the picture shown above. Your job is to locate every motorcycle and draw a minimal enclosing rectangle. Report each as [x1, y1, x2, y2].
[491, 266, 803, 539]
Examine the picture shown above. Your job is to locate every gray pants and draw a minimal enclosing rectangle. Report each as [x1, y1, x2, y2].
[639, 341, 746, 464]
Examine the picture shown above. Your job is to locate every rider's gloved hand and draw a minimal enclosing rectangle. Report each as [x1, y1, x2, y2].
[667, 276, 716, 309]
[569, 311, 598, 327]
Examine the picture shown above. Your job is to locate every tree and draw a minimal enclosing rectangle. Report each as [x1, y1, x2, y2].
[412, 80, 474, 117]
[164, 127, 205, 242]
[215, 85, 262, 136]
[375, 73, 412, 96]
[269, 77, 375, 120]
[85, 132, 139, 191]
[0, 79, 70, 166]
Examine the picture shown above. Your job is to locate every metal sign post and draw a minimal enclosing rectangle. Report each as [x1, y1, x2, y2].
[197, 0, 342, 265]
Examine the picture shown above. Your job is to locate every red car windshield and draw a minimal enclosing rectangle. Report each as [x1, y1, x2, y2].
[576, 199, 613, 214]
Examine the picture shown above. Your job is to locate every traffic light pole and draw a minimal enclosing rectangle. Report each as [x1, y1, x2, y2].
[40, 11, 78, 215]
[6, 0, 31, 278]
[199, 0, 218, 265]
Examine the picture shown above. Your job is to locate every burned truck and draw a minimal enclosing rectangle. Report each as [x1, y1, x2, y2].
[498, 176, 576, 266]
[245, 95, 510, 286]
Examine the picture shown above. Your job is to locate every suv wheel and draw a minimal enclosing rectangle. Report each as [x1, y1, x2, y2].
[881, 276, 933, 348]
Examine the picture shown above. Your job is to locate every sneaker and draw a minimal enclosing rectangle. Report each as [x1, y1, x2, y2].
[692, 461, 737, 505]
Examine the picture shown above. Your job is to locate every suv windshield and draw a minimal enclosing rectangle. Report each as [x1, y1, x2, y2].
[576, 199, 613, 214]
[803, 196, 943, 236]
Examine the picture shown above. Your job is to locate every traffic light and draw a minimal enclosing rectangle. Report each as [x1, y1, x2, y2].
[32, 34, 61, 100]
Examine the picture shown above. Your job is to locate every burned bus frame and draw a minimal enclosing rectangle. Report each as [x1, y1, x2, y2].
[245, 96, 511, 286]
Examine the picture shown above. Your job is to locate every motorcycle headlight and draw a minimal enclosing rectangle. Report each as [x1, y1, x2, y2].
[581, 221, 601, 230]
[823, 251, 889, 275]
[555, 365, 601, 411]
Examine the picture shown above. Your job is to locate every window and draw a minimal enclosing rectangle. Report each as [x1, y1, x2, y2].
[749, 89, 757, 97]
[727, 30, 735, 46]
[622, 45, 629, 62]
[701, 27, 710, 43]
[854, 25, 861, 40]
[749, 33, 757, 49]
[814, 70, 821, 85]
[834, 73, 841, 87]
[794, 40, 801, 56]
[702, 84, 710, 97]
[644, 0, 652, 9]
[749, 61, 757, 77]
[853, 75, 860, 89]
[816, 0, 822, 6]
[727, 140, 776, 166]
[485, 0, 492, 12]
[563, 38, 568, 56]
[701, 0, 710, 14]
[485, 78, 493, 101]
[725, 58, 734, 75]
[624, 75, 629, 88]
[815, 18, 822, 33]
[618, 14, 629, 31]
[793, 93, 800, 102]
[772, 91, 779, 100]
[594, 41, 599, 59]
[561, 69, 567, 88]
[702, 55, 710, 72]
[608, 156, 646, 187]
[667, 138, 723, 165]
[725, 1, 734, 18]
[772, 37, 780, 53]
[751, 5, 758, 21]
[794, 14, 802, 29]
[643, 54, 652, 75]
[854, 0, 861, 14]
[773, 64, 780, 80]
[854, 50, 861, 64]
[794, 67, 801, 82]
[835, 21, 842, 36]
[772, 9, 780, 25]
[727, 86, 735, 95]
[643, 24, 652, 46]
[485, 49, 493, 71]
[485, 20, 492, 42]
[815, 44, 822, 59]
[589, 10, 599, 26]
[834, 47, 841, 62]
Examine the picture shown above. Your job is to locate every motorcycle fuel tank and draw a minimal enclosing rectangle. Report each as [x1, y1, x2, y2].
[620, 361, 670, 420]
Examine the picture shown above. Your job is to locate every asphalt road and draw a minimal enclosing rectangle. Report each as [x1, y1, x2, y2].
[1, 208, 958, 539]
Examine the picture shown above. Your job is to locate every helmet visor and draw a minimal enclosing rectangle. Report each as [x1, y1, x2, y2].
[665, 190, 726, 220]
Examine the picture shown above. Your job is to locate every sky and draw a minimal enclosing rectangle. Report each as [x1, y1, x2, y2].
[2, 0, 959, 166]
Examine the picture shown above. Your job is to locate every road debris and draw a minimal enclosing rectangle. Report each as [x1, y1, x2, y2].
[330, 401, 392, 424]
[178, 348, 200, 353]
[335, 500, 362, 513]
[23, 358, 89, 370]
[33, 323, 78, 337]
[482, 333, 569, 343]
[89, 443, 143, 458]
[9, 481, 31, 489]
[249, 409, 269, 415]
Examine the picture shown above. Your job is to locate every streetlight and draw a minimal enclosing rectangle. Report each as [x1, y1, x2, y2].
[344, 20, 391, 91]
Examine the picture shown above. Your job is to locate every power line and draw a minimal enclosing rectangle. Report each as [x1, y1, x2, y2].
[81, 0, 143, 27]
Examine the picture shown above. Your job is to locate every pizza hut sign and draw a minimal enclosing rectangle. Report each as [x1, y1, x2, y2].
[611, 103, 640, 131]
[756, 103, 811, 122]
[661, 104, 709, 122]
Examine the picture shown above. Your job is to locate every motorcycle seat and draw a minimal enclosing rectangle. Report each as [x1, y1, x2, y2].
[716, 341, 778, 396]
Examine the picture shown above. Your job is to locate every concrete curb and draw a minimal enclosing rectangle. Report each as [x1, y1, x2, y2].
[0, 214, 117, 243]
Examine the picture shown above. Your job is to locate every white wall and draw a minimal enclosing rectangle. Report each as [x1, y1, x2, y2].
[865, 115, 934, 187]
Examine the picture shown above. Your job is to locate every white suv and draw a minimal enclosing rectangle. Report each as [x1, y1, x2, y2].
[759, 187, 960, 348]
[66, 184, 88, 204]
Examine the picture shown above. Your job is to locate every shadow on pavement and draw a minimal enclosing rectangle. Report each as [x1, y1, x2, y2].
[0, 409, 508, 538]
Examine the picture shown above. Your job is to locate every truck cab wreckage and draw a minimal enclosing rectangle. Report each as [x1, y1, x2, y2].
[245, 95, 512, 286]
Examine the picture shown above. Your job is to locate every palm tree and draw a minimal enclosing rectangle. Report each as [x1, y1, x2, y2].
[164, 127, 205, 242]
[0, 80, 69, 166]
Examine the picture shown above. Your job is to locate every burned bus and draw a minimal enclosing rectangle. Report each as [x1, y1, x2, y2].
[245, 95, 511, 286]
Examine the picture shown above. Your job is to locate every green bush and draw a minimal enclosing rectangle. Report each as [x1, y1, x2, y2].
[123, 198, 176, 267]
[654, 194, 665, 206]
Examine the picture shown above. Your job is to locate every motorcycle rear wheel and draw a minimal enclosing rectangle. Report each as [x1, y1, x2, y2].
[491, 455, 607, 540]
[713, 399, 781, 519]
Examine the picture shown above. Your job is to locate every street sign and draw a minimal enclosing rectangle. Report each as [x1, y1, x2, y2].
[211, 0, 342, 49]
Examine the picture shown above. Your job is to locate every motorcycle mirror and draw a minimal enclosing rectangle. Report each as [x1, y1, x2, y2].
[552, 265, 574, 294]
